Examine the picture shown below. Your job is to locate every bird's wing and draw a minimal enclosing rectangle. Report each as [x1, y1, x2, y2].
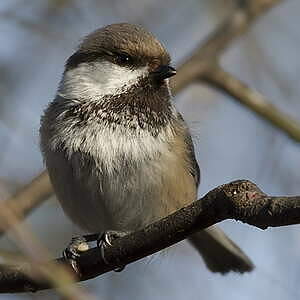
[177, 112, 200, 188]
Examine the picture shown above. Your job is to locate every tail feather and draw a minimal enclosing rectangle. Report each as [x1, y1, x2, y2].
[188, 226, 254, 274]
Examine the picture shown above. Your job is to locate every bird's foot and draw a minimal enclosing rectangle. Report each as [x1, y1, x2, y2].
[97, 230, 130, 272]
[63, 233, 98, 276]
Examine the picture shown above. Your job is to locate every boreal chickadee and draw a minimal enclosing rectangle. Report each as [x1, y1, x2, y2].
[40, 23, 253, 274]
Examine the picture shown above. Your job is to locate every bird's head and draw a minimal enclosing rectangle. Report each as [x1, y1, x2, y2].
[59, 23, 176, 101]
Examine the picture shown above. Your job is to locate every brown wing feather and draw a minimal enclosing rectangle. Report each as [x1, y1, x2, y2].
[177, 112, 200, 187]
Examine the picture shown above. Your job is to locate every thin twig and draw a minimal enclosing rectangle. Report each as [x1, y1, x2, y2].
[0, 172, 53, 235]
[0, 180, 299, 293]
[202, 64, 300, 142]
[170, 0, 282, 93]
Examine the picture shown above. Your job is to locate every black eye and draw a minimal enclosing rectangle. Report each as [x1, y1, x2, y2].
[115, 53, 132, 66]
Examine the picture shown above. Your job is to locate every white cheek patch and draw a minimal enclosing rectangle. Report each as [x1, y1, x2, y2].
[58, 60, 148, 100]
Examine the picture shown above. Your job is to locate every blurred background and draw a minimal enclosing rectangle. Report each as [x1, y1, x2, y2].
[0, 0, 300, 299]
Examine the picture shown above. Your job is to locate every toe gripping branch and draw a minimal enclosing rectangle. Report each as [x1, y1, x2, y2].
[64, 231, 130, 275]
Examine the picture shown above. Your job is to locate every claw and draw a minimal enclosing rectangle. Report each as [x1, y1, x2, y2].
[63, 236, 90, 276]
[97, 230, 130, 272]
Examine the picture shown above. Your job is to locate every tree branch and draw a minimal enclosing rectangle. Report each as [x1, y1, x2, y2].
[170, 0, 282, 93]
[202, 64, 300, 142]
[0, 180, 299, 293]
[0, 172, 52, 235]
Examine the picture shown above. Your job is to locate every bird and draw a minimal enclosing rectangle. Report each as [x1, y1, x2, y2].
[40, 23, 254, 274]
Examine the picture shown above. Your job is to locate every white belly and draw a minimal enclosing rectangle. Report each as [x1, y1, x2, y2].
[45, 125, 193, 233]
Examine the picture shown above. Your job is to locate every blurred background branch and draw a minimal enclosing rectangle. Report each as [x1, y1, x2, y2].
[0, 183, 94, 299]
[171, 0, 282, 93]
[202, 64, 300, 141]
[0, 172, 52, 237]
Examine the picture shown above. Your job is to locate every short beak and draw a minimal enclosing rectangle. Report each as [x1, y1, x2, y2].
[152, 65, 176, 81]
